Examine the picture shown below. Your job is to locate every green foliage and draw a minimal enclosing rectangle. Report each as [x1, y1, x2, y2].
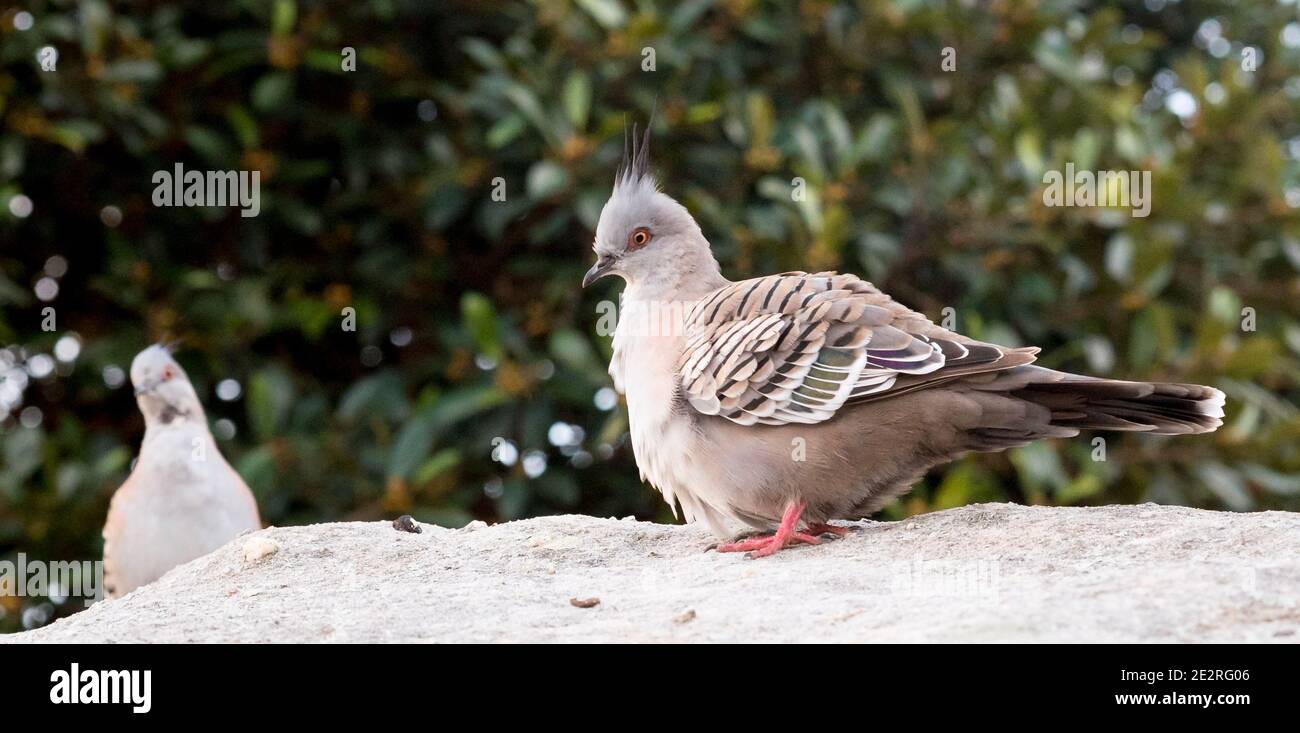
[1, 1, 1299, 632]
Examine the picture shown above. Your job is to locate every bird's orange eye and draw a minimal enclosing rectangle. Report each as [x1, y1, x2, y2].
[161, 365, 175, 381]
[628, 227, 652, 251]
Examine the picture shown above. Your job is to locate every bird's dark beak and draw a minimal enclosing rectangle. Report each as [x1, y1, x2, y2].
[582, 255, 617, 288]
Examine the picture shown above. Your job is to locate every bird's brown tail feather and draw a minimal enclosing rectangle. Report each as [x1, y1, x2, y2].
[1012, 370, 1225, 436]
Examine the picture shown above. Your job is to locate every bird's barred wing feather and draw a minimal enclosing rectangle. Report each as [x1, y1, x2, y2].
[677, 272, 1038, 426]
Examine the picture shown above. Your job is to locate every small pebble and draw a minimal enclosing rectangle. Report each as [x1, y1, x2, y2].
[242, 536, 280, 563]
[570, 597, 600, 609]
[392, 515, 421, 534]
[673, 609, 696, 624]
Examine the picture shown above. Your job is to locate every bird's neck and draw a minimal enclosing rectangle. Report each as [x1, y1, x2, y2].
[142, 398, 207, 434]
[140, 417, 215, 461]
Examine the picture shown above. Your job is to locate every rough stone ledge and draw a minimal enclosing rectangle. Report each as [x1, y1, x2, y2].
[6, 503, 1300, 643]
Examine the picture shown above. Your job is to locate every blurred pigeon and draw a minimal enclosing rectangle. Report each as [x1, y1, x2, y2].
[583, 126, 1224, 557]
[102, 345, 261, 596]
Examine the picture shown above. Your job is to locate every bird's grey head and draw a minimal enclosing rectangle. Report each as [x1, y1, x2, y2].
[130, 344, 204, 427]
[583, 123, 722, 296]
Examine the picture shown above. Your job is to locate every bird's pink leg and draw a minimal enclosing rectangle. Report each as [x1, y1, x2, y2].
[714, 499, 821, 557]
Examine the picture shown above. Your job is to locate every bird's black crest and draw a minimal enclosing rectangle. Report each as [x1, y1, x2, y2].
[616, 113, 655, 191]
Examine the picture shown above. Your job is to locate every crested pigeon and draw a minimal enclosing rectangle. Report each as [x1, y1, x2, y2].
[583, 126, 1225, 557]
[102, 345, 261, 596]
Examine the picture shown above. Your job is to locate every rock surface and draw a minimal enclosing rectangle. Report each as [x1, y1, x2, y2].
[6, 503, 1300, 643]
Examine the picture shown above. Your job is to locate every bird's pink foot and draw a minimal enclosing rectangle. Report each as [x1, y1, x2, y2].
[715, 530, 822, 556]
[804, 522, 852, 538]
[713, 499, 821, 558]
